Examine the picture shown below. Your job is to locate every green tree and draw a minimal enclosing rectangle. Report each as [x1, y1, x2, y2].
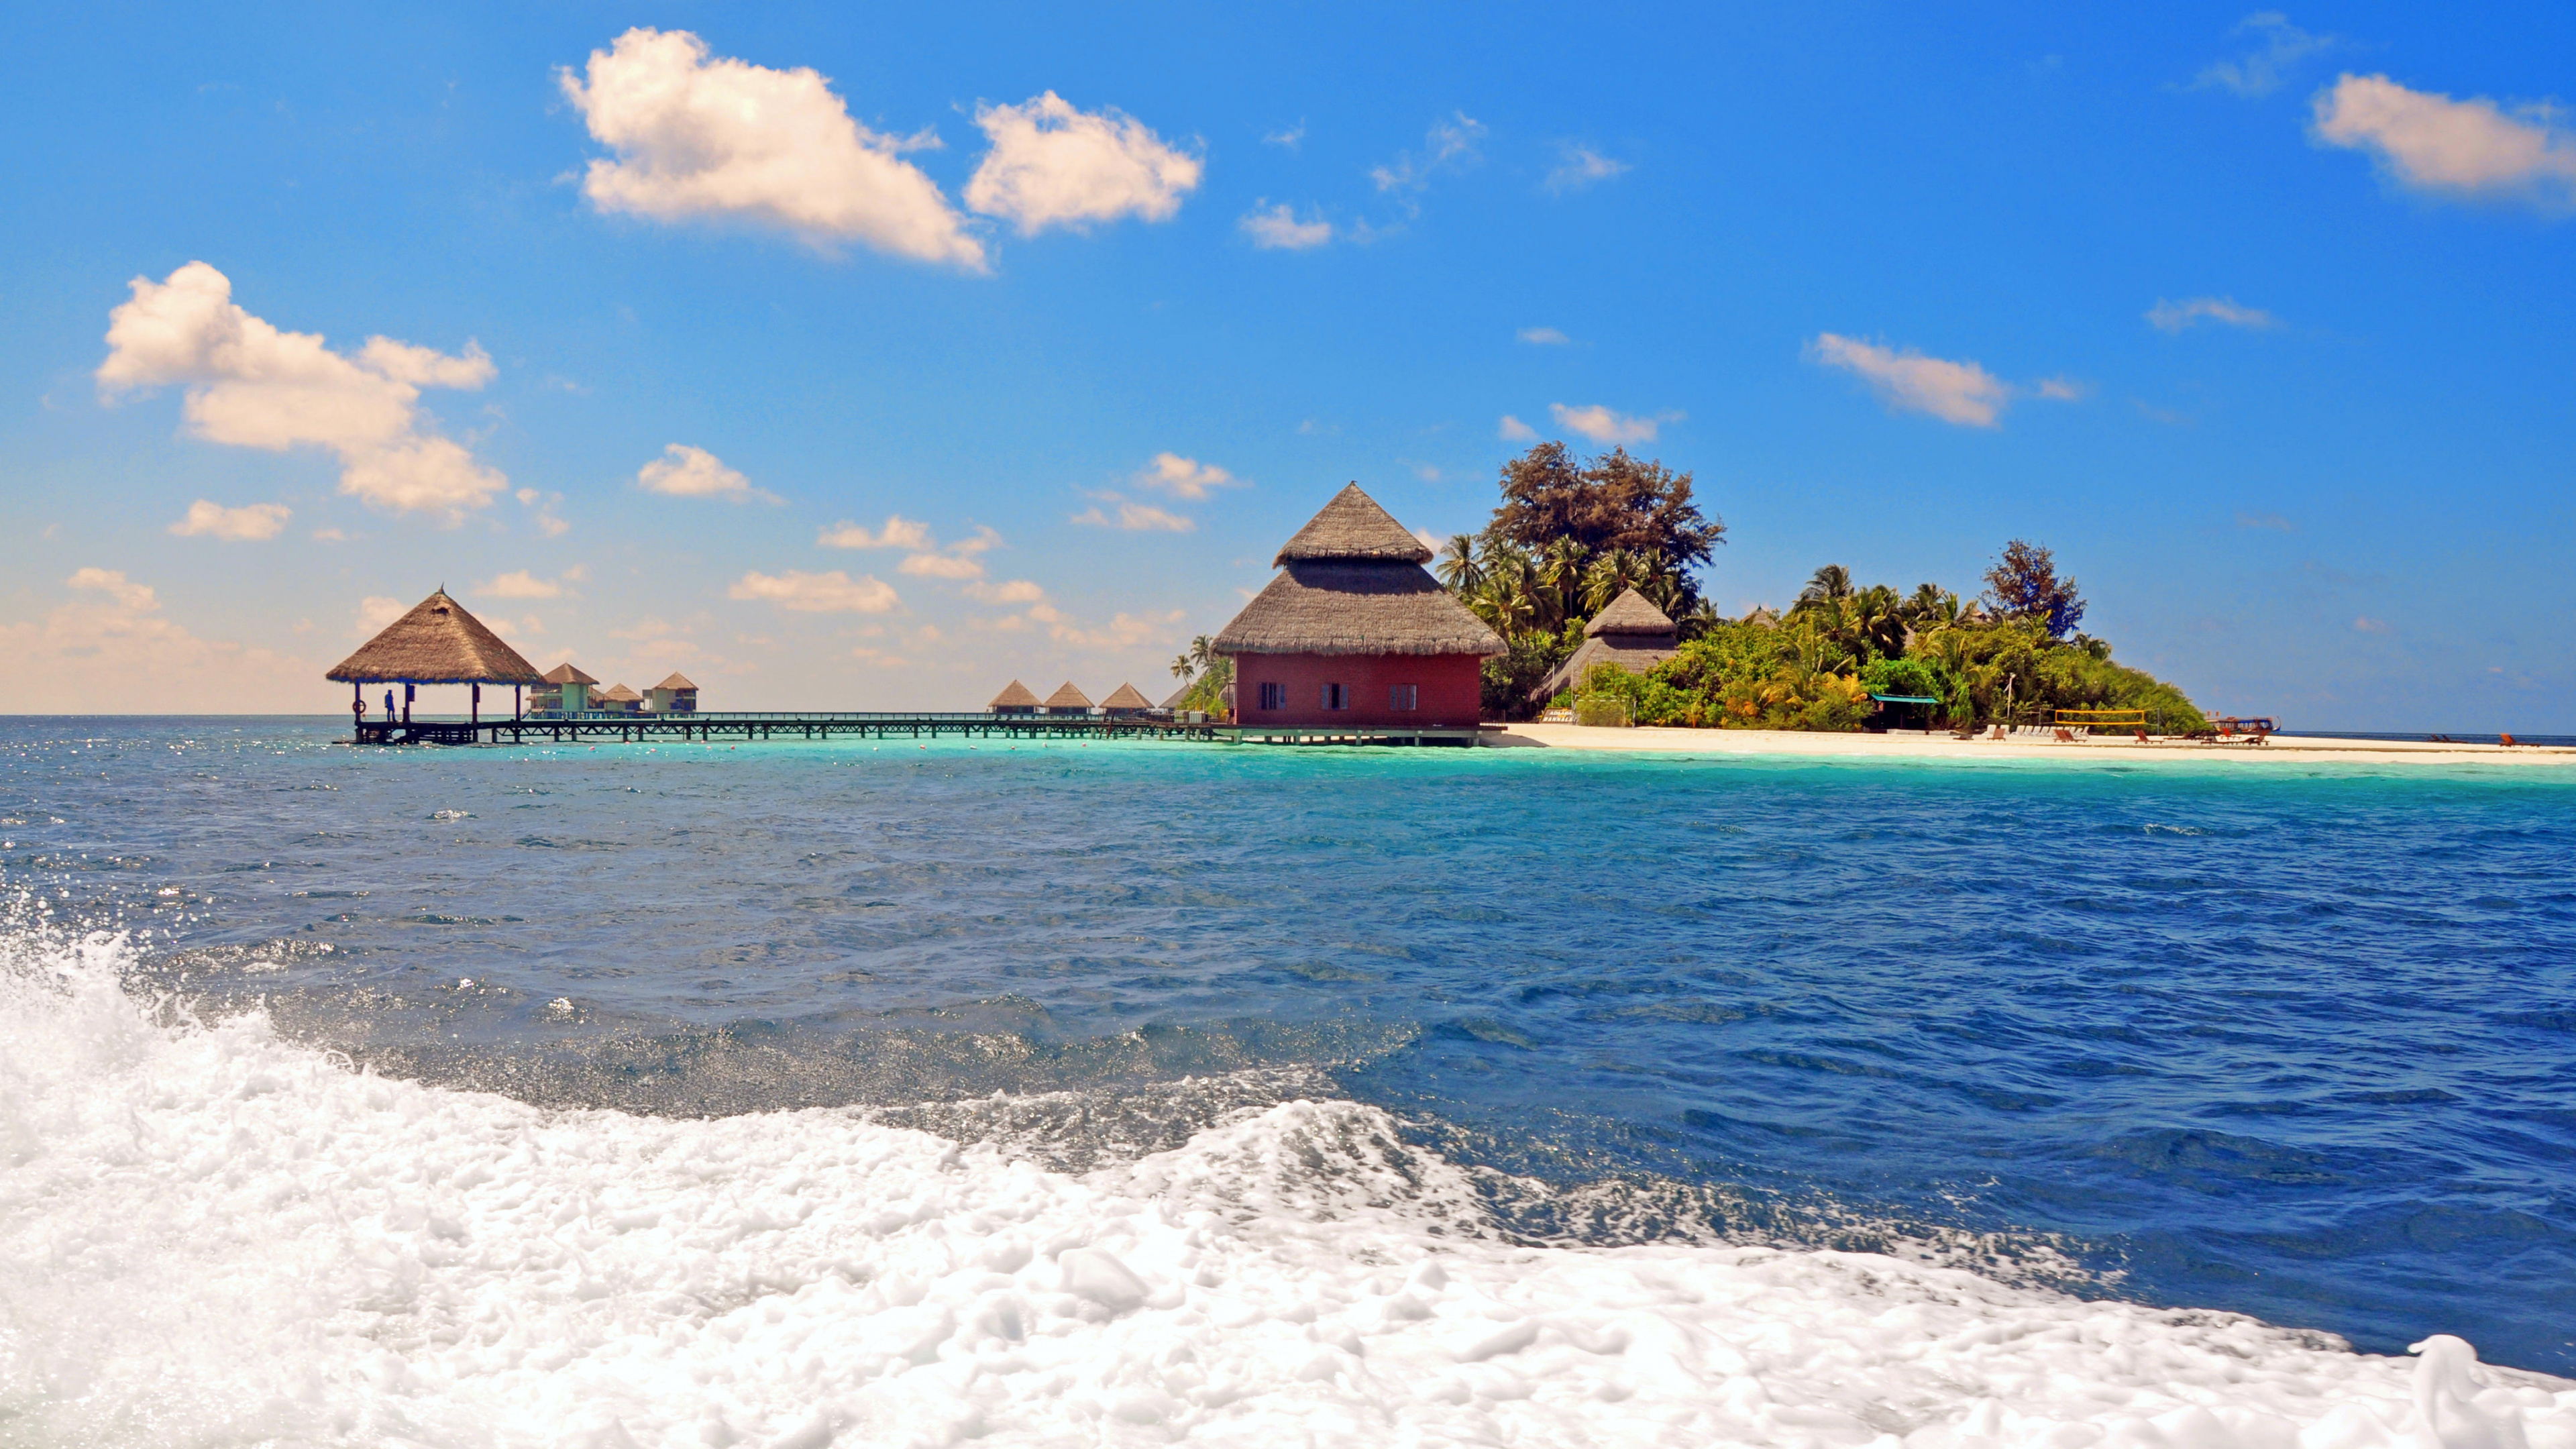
[1982, 539, 2086, 639]
[1487, 441, 1721, 610]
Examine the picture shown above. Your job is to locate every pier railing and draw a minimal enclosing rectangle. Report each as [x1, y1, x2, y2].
[350, 712, 1495, 749]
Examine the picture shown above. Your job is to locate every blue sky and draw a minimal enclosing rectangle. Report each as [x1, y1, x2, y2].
[5, 3, 2571, 728]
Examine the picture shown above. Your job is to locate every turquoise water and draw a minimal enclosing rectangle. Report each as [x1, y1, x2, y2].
[9, 717, 2574, 1373]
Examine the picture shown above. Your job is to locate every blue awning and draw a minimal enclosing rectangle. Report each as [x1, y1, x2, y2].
[1869, 694, 1941, 704]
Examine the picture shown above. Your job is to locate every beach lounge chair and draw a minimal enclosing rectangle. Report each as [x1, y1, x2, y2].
[2053, 728, 2078, 744]
[2135, 728, 2151, 743]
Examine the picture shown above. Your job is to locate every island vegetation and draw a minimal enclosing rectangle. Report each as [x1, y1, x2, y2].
[1444, 441, 2206, 733]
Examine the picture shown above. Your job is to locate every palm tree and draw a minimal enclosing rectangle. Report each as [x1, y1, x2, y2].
[1435, 534, 1485, 595]
[1539, 537, 1591, 630]
[1903, 582, 1958, 627]
[1472, 573, 1536, 638]
[1849, 584, 1908, 661]
[1794, 564, 1854, 611]
[1170, 633, 1219, 681]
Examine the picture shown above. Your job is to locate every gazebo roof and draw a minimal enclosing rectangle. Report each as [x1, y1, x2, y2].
[989, 679, 1042, 709]
[1044, 680, 1094, 710]
[1099, 682, 1152, 709]
[1273, 483, 1434, 566]
[596, 683, 643, 703]
[1216, 562, 1504, 657]
[652, 672, 698, 692]
[1585, 588, 1677, 637]
[327, 590, 542, 685]
[541, 661, 599, 686]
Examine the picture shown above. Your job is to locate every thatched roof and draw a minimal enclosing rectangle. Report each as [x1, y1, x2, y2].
[1216, 560, 1505, 657]
[1099, 682, 1152, 710]
[1740, 604, 1780, 627]
[1585, 588, 1676, 638]
[541, 662, 599, 686]
[652, 672, 698, 692]
[1534, 636, 1682, 702]
[1160, 682, 1195, 709]
[1273, 483, 1433, 566]
[327, 590, 543, 685]
[597, 684, 642, 703]
[989, 680, 1042, 710]
[1044, 680, 1093, 710]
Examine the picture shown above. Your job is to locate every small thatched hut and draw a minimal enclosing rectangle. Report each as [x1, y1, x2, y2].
[989, 680, 1041, 714]
[1099, 682, 1152, 717]
[1213, 483, 1503, 726]
[594, 684, 643, 714]
[646, 672, 699, 713]
[327, 589, 543, 724]
[1042, 681, 1095, 716]
[533, 662, 598, 716]
[1534, 587, 1682, 704]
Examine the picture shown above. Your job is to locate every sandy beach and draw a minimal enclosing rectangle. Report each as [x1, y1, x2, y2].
[1493, 722, 2576, 767]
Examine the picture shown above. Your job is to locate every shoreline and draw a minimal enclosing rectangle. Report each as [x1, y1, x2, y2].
[1490, 722, 2576, 767]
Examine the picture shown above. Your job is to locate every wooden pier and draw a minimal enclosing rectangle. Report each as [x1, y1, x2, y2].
[350, 713, 1498, 747]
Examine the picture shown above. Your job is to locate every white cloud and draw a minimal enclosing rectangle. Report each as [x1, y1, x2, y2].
[480, 570, 562, 600]
[1371, 113, 1486, 209]
[2353, 615, 2393, 634]
[1071, 498, 1195, 532]
[1134, 452, 1238, 500]
[2034, 376, 2092, 402]
[636, 443, 780, 503]
[818, 515, 932, 550]
[97, 262, 506, 521]
[2312, 73, 2576, 208]
[516, 487, 570, 537]
[2193, 13, 2329, 97]
[1545, 144, 1629, 194]
[727, 569, 901, 614]
[964, 92, 1201, 235]
[1264, 121, 1306, 149]
[967, 578, 1044, 605]
[354, 595, 407, 635]
[1548, 402, 1680, 446]
[1516, 327, 1571, 345]
[1045, 608, 1185, 651]
[1498, 415, 1540, 442]
[2147, 296, 2282, 333]
[168, 499, 289, 541]
[0, 569, 308, 712]
[1807, 334, 2010, 428]
[898, 553, 985, 580]
[559, 28, 985, 268]
[1240, 202, 1333, 250]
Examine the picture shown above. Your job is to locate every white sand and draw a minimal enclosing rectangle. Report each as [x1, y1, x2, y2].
[1493, 722, 2576, 768]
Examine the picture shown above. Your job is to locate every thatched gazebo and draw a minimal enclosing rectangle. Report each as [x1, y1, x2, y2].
[327, 588, 542, 727]
[1533, 587, 1682, 704]
[1099, 682, 1152, 717]
[1213, 483, 1503, 726]
[1042, 681, 1094, 715]
[989, 680, 1041, 714]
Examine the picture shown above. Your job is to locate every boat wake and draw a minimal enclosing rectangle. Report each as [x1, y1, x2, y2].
[5, 922, 2571, 1448]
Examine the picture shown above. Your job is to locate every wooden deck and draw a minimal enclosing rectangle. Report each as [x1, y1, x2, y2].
[349, 714, 1500, 747]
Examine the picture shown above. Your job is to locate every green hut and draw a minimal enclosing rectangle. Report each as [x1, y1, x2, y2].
[533, 661, 598, 716]
[646, 672, 699, 713]
[327, 589, 542, 726]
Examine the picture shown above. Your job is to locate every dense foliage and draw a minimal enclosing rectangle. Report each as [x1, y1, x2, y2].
[1167, 635, 1233, 714]
[1452, 443, 2204, 731]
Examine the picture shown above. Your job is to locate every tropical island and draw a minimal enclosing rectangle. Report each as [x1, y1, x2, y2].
[1422, 441, 2206, 733]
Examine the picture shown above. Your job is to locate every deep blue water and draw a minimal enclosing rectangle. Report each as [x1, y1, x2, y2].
[8, 716, 2573, 1373]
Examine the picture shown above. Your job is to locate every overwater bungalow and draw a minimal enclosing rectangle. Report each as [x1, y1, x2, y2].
[990, 680, 1041, 714]
[594, 684, 643, 714]
[1099, 683, 1152, 717]
[327, 588, 543, 726]
[533, 662, 599, 716]
[1533, 587, 1682, 704]
[646, 672, 699, 713]
[1042, 681, 1094, 716]
[1214, 483, 1503, 727]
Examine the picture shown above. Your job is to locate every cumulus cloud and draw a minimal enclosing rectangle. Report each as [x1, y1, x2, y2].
[1516, 327, 1571, 345]
[1545, 144, 1630, 194]
[1071, 498, 1195, 532]
[727, 569, 901, 614]
[1549, 402, 1680, 446]
[964, 92, 1201, 235]
[1371, 113, 1485, 210]
[1240, 202, 1333, 250]
[0, 569, 308, 712]
[636, 443, 777, 502]
[97, 262, 505, 520]
[168, 499, 289, 541]
[354, 595, 407, 635]
[2147, 296, 2282, 333]
[1497, 415, 1540, 442]
[2034, 377, 2092, 402]
[898, 553, 985, 580]
[1264, 121, 1306, 149]
[967, 578, 1044, 605]
[2312, 73, 2576, 208]
[818, 515, 932, 550]
[480, 570, 563, 600]
[1133, 453, 1238, 500]
[2192, 13, 2330, 97]
[1808, 334, 2010, 428]
[819, 517, 996, 579]
[559, 28, 985, 268]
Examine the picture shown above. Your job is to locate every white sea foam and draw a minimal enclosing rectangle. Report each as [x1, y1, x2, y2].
[5, 928, 2571, 1448]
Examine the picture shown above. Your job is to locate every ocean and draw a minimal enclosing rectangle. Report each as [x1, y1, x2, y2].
[5, 717, 2573, 1446]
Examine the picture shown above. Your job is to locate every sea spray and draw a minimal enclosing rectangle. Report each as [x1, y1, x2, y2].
[5, 924, 2571, 1448]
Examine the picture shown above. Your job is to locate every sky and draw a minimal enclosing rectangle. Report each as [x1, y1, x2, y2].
[3, 3, 2571, 729]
